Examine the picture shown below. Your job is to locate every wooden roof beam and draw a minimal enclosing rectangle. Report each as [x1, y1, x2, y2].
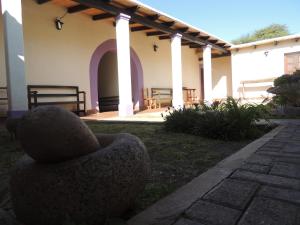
[161, 21, 175, 27]
[200, 35, 210, 40]
[181, 42, 192, 46]
[189, 44, 203, 48]
[36, 0, 51, 4]
[158, 35, 171, 40]
[73, 0, 228, 53]
[126, 6, 140, 13]
[177, 27, 189, 33]
[187, 32, 200, 37]
[131, 26, 152, 32]
[68, 5, 90, 13]
[93, 13, 114, 20]
[146, 31, 165, 36]
[147, 14, 160, 21]
[209, 40, 218, 44]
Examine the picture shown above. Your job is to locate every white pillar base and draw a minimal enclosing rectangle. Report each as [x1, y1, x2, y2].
[118, 103, 134, 117]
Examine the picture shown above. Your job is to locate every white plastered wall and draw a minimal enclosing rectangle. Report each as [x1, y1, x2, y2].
[231, 40, 300, 100]
[0, 0, 201, 110]
[182, 46, 201, 99]
[212, 56, 232, 99]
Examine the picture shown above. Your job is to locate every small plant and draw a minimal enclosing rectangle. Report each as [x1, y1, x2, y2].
[163, 97, 270, 140]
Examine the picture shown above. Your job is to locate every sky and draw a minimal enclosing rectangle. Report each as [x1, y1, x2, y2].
[139, 0, 300, 42]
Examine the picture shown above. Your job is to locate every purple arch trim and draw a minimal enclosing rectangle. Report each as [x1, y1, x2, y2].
[89, 39, 144, 110]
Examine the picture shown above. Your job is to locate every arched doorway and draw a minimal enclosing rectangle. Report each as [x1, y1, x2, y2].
[89, 39, 143, 112]
[97, 51, 118, 111]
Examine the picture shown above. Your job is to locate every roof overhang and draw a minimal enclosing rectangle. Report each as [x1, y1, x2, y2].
[230, 34, 300, 50]
[36, 0, 231, 54]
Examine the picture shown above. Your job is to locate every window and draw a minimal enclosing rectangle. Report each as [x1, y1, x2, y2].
[285, 52, 300, 74]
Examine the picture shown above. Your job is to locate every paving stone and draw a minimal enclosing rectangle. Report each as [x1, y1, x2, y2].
[239, 163, 270, 173]
[257, 146, 281, 153]
[203, 179, 259, 210]
[257, 151, 300, 158]
[262, 141, 286, 148]
[258, 186, 300, 205]
[275, 132, 293, 138]
[173, 218, 204, 225]
[275, 156, 300, 165]
[282, 143, 300, 154]
[245, 154, 273, 166]
[291, 137, 300, 141]
[272, 137, 293, 143]
[270, 162, 300, 179]
[185, 200, 241, 225]
[238, 197, 300, 225]
[231, 170, 300, 190]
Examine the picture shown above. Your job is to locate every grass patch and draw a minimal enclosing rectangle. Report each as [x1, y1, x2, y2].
[86, 121, 252, 215]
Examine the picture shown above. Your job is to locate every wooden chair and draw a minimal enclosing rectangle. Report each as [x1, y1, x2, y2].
[183, 88, 199, 107]
[143, 88, 157, 109]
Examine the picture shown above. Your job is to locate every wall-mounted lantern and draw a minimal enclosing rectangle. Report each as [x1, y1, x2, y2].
[54, 11, 67, 31]
[264, 51, 269, 57]
[55, 18, 64, 30]
[153, 44, 159, 52]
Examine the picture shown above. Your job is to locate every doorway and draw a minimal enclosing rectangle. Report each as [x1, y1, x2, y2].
[89, 39, 144, 113]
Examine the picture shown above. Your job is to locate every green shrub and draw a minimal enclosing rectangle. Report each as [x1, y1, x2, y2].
[164, 97, 270, 140]
[268, 70, 300, 106]
[164, 107, 200, 134]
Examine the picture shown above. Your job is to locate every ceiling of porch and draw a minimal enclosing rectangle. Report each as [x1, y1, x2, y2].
[37, 0, 231, 59]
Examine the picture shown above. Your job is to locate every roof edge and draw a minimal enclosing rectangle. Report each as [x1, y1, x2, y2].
[130, 0, 232, 46]
[230, 34, 300, 49]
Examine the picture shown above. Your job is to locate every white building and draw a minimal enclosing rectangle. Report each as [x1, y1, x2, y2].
[0, 0, 299, 117]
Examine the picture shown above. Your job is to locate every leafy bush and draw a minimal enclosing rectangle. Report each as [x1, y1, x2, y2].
[164, 97, 270, 140]
[163, 107, 200, 134]
[268, 70, 300, 106]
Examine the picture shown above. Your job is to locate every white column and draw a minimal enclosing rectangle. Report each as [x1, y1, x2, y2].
[1, 0, 28, 117]
[116, 13, 133, 117]
[171, 33, 183, 108]
[203, 45, 213, 102]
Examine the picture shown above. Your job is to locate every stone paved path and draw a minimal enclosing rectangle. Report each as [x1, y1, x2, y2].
[173, 124, 300, 225]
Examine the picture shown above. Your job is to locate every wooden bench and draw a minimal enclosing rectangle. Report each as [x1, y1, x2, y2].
[151, 88, 172, 108]
[240, 77, 276, 101]
[27, 85, 86, 116]
[0, 87, 8, 117]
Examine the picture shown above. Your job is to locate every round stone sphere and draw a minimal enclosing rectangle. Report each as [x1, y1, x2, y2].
[10, 133, 151, 225]
[18, 106, 100, 163]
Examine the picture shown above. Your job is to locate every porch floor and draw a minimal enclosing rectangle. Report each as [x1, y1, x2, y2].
[82, 108, 167, 123]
